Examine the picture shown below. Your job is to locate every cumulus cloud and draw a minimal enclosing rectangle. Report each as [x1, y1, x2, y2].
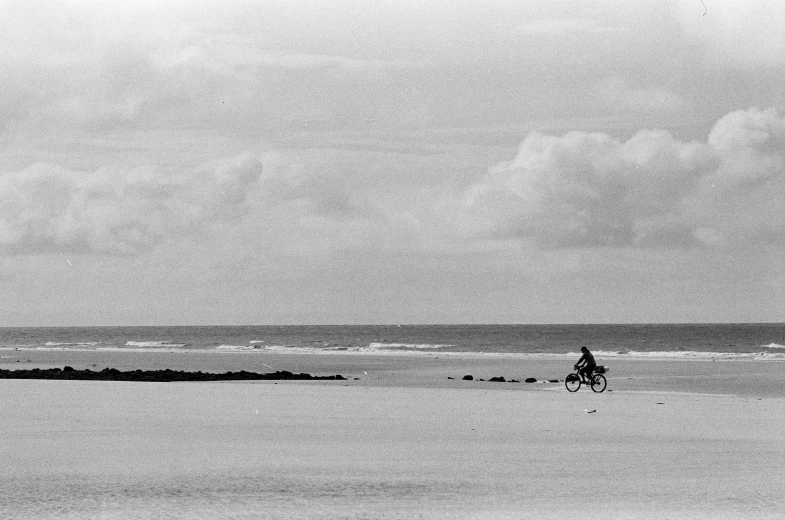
[4, 109, 783, 258]
[0, 153, 263, 255]
[690, 107, 785, 246]
[464, 107, 785, 249]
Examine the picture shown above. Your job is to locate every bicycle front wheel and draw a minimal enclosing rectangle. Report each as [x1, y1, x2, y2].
[591, 374, 607, 393]
[565, 373, 581, 392]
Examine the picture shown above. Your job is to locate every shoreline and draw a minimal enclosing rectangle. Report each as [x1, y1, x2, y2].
[2, 348, 784, 398]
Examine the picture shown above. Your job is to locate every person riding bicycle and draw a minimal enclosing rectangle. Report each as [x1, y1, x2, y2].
[574, 346, 596, 382]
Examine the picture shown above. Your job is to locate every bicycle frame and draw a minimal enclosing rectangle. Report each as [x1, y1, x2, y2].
[565, 367, 607, 393]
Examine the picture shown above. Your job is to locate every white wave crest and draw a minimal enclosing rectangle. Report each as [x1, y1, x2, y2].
[570, 349, 785, 361]
[365, 342, 455, 350]
[237, 344, 359, 353]
[215, 344, 263, 351]
[44, 342, 99, 347]
[764, 343, 785, 349]
[260, 345, 309, 352]
[124, 341, 187, 348]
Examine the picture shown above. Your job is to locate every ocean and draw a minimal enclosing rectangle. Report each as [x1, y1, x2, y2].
[1, 324, 784, 360]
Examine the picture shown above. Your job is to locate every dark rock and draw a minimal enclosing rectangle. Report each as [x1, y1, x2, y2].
[548, 379, 559, 383]
[0, 367, 348, 383]
[447, 377, 454, 380]
[524, 377, 537, 383]
[489, 376, 506, 382]
[462, 375, 473, 381]
[510, 380, 519, 383]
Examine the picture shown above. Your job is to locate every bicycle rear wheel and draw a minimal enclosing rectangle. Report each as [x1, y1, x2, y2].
[591, 374, 607, 393]
[565, 373, 581, 392]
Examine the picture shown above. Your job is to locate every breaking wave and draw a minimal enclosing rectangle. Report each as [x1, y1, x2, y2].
[216, 344, 265, 351]
[212, 342, 455, 353]
[124, 341, 187, 348]
[44, 342, 99, 348]
[365, 342, 455, 350]
[209, 345, 785, 361]
[571, 349, 785, 361]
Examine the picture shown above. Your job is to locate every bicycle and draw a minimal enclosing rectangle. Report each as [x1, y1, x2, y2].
[565, 365, 607, 393]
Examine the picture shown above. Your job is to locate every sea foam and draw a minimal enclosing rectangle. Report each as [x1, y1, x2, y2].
[572, 349, 785, 361]
[216, 345, 263, 351]
[124, 341, 187, 348]
[365, 342, 455, 350]
[44, 342, 99, 347]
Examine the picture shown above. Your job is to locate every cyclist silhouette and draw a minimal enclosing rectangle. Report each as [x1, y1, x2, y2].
[574, 346, 596, 382]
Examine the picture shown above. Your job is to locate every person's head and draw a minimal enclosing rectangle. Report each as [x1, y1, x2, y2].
[580, 346, 588, 353]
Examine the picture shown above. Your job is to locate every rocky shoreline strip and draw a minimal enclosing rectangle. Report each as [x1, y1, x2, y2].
[0, 366, 347, 382]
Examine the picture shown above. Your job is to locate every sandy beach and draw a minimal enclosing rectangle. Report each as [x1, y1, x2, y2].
[1, 351, 783, 519]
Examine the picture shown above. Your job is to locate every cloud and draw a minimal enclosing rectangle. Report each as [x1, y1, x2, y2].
[150, 27, 428, 73]
[463, 107, 785, 249]
[597, 76, 686, 115]
[517, 18, 627, 37]
[0, 2, 431, 139]
[690, 107, 785, 245]
[0, 152, 263, 255]
[670, 0, 785, 67]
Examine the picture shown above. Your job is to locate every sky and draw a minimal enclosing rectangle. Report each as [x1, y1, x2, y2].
[1, 0, 784, 326]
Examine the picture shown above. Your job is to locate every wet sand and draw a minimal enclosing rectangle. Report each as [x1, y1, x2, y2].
[1, 350, 783, 519]
[3, 348, 785, 397]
